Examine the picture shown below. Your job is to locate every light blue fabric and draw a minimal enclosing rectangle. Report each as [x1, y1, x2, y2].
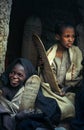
[36, 127, 66, 130]
[55, 127, 66, 130]
[54, 50, 70, 85]
[36, 128, 47, 130]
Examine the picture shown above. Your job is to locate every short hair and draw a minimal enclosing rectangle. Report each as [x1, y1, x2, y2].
[55, 21, 76, 35]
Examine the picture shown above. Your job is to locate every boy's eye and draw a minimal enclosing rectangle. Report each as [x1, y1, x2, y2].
[72, 35, 75, 38]
[64, 35, 75, 38]
[65, 35, 70, 38]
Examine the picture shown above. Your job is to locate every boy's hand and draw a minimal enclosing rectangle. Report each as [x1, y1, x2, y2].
[0, 89, 2, 95]
[38, 56, 44, 69]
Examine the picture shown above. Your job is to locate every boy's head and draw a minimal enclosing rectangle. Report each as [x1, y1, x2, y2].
[55, 22, 76, 36]
[55, 22, 76, 48]
[55, 23, 76, 48]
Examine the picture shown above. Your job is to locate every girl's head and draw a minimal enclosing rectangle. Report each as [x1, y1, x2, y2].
[9, 63, 26, 87]
[1, 58, 36, 87]
[55, 22, 76, 48]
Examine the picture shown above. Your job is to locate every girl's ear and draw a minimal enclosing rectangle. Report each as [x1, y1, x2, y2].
[55, 34, 60, 40]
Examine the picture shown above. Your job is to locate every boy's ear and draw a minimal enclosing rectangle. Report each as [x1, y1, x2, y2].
[55, 34, 60, 40]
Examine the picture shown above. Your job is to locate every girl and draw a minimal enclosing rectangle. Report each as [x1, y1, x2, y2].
[0, 58, 41, 130]
[0, 58, 61, 130]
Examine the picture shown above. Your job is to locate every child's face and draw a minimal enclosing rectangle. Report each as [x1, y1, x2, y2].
[57, 27, 75, 48]
[9, 64, 26, 87]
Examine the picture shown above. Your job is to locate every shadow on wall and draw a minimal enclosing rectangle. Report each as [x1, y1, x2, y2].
[6, 0, 82, 65]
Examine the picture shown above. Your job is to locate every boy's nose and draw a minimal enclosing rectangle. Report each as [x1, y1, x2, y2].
[69, 37, 73, 42]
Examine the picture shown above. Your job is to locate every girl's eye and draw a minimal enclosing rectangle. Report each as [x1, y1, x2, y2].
[10, 71, 24, 78]
[10, 71, 15, 75]
[17, 73, 24, 77]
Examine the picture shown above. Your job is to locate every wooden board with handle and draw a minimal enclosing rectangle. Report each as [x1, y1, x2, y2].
[32, 34, 61, 93]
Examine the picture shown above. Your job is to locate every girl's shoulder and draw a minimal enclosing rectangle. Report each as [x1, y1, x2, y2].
[25, 75, 41, 84]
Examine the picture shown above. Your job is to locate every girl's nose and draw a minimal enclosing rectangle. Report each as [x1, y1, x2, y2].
[13, 74, 18, 78]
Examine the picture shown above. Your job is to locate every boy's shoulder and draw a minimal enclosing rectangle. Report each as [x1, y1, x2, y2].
[71, 45, 82, 52]
[47, 44, 57, 54]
